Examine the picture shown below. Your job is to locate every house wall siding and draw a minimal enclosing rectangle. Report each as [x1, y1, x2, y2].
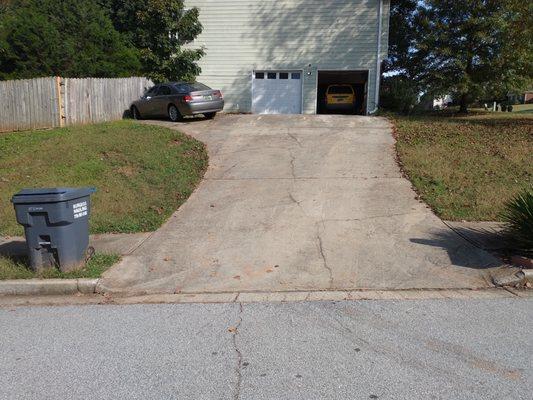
[185, 0, 390, 114]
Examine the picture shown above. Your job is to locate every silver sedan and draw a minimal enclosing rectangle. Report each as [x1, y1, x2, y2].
[130, 82, 224, 121]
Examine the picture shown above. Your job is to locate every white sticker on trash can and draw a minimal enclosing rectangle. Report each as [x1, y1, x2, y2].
[73, 201, 88, 219]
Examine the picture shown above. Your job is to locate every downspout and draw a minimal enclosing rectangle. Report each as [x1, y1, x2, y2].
[370, 0, 383, 114]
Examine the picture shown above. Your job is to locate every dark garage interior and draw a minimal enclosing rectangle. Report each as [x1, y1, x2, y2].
[317, 70, 369, 115]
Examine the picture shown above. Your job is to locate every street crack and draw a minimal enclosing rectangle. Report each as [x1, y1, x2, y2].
[231, 302, 244, 400]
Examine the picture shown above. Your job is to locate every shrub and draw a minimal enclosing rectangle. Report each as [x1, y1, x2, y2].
[500, 188, 533, 255]
[380, 75, 419, 114]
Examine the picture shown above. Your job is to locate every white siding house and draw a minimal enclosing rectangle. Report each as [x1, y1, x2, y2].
[185, 0, 390, 115]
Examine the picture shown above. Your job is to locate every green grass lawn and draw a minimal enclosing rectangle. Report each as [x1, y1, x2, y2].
[0, 120, 208, 236]
[0, 253, 120, 280]
[391, 112, 533, 221]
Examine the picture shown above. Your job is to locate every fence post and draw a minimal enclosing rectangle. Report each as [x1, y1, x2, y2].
[55, 76, 65, 127]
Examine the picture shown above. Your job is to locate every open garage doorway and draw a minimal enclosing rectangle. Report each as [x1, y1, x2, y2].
[317, 70, 369, 115]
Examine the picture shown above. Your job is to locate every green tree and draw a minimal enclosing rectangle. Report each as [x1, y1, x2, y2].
[380, 0, 420, 113]
[411, 0, 532, 112]
[101, 0, 204, 82]
[383, 0, 418, 76]
[0, 0, 140, 80]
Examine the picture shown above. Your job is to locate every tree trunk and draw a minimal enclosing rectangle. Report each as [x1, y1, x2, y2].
[459, 94, 468, 114]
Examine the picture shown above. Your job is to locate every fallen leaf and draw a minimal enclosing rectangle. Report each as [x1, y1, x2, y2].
[233, 275, 241, 280]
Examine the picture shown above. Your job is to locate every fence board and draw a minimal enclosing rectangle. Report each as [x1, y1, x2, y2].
[0, 76, 153, 133]
[63, 77, 153, 126]
[0, 77, 59, 132]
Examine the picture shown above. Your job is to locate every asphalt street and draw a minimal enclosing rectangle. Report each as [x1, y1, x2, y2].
[1, 298, 531, 400]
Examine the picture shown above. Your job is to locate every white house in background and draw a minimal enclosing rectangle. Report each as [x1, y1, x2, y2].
[433, 95, 453, 110]
[185, 0, 391, 115]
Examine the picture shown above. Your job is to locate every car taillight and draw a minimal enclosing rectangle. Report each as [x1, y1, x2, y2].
[214, 90, 223, 98]
[183, 95, 193, 102]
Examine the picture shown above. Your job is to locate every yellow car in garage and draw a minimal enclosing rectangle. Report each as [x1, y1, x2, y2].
[325, 84, 356, 112]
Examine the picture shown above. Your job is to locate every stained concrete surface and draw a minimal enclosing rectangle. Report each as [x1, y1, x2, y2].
[92, 115, 503, 295]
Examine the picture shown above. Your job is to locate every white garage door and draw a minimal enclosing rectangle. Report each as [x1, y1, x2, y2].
[252, 71, 303, 114]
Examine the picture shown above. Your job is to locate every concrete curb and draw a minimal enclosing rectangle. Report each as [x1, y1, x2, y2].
[0, 279, 99, 296]
[493, 269, 533, 288]
[1, 288, 531, 308]
[522, 270, 533, 284]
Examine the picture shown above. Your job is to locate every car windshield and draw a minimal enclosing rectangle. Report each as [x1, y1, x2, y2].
[328, 86, 353, 94]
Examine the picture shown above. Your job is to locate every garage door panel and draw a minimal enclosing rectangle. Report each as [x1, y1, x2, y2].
[252, 71, 302, 114]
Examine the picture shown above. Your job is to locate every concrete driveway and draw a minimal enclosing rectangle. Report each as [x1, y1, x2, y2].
[99, 115, 502, 295]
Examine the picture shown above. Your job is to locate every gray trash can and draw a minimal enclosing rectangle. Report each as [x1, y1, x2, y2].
[11, 187, 96, 272]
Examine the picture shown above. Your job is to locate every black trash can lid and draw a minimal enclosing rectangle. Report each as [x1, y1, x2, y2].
[11, 187, 96, 204]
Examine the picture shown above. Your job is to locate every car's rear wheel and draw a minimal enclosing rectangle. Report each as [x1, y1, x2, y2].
[131, 106, 142, 120]
[204, 112, 217, 120]
[168, 105, 182, 122]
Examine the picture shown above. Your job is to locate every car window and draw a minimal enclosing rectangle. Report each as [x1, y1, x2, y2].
[157, 86, 172, 96]
[328, 86, 353, 94]
[144, 86, 158, 96]
[187, 82, 211, 92]
[174, 84, 189, 94]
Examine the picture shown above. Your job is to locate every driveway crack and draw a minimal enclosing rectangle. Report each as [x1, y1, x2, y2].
[231, 302, 244, 400]
[221, 163, 238, 177]
[288, 150, 297, 179]
[287, 130, 303, 147]
[286, 190, 309, 218]
[316, 222, 333, 288]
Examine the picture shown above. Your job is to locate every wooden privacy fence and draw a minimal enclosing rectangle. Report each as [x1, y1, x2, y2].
[0, 76, 153, 133]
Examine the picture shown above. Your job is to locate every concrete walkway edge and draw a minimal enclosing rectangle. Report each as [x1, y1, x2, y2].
[0, 278, 99, 296]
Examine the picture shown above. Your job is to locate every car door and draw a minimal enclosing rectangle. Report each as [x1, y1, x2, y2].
[152, 85, 173, 117]
[137, 85, 159, 116]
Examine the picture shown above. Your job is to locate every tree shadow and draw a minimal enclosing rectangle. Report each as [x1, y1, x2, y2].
[445, 224, 507, 252]
[410, 229, 503, 270]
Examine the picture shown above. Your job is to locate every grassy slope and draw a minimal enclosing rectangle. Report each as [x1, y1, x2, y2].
[392, 112, 533, 221]
[0, 120, 208, 236]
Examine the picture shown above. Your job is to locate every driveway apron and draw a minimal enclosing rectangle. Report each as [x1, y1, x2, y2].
[99, 115, 501, 295]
